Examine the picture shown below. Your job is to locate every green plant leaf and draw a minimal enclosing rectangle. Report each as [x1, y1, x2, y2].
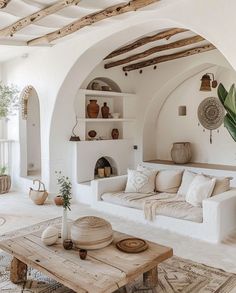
[218, 83, 228, 105]
[224, 114, 236, 142]
[224, 84, 236, 115]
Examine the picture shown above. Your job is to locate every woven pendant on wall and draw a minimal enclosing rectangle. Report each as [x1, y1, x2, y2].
[197, 97, 224, 144]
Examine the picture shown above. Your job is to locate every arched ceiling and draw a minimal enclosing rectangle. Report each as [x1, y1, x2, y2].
[0, 0, 215, 65]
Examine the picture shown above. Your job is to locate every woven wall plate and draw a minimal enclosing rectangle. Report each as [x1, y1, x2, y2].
[116, 238, 148, 253]
[198, 97, 224, 130]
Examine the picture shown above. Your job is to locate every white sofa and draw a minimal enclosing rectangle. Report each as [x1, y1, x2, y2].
[91, 174, 236, 243]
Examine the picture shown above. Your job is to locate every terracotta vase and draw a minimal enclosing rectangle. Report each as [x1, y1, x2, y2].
[171, 142, 191, 164]
[111, 128, 119, 139]
[87, 100, 99, 118]
[54, 195, 64, 206]
[101, 102, 109, 118]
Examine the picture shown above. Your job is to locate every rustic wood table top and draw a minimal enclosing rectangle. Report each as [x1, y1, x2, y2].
[0, 228, 173, 293]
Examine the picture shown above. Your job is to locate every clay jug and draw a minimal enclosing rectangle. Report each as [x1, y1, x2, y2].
[111, 128, 119, 139]
[101, 102, 109, 118]
[171, 142, 191, 164]
[87, 100, 99, 118]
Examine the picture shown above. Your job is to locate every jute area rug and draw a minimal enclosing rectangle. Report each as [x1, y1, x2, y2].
[0, 218, 236, 293]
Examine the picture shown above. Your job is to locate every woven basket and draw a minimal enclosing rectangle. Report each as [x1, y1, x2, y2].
[29, 179, 48, 205]
[0, 175, 11, 194]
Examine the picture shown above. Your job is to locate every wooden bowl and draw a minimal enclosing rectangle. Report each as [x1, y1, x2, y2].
[71, 216, 113, 250]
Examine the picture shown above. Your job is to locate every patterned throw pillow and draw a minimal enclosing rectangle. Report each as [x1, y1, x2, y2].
[125, 169, 157, 194]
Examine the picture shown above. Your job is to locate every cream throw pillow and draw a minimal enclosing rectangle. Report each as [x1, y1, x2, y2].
[186, 174, 216, 207]
[155, 169, 183, 193]
[125, 169, 157, 194]
[178, 170, 196, 197]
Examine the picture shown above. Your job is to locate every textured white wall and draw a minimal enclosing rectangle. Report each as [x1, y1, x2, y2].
[1, 0, 236, 193]
[156, 67, 236, 165]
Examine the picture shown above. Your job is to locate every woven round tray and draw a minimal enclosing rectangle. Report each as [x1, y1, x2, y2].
[116, 238, 148, 253]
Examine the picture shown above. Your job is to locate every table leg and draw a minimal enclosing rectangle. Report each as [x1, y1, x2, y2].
[10, 257, 28, 284]
[143, 266, 158, 288]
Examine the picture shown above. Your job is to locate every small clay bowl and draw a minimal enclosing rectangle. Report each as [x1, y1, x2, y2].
[63, 239, 73, 250]
[79, 249, 87, 260]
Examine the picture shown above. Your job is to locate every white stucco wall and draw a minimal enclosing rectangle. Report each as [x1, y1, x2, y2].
[156, 67, 236, 165]
[1, 0, 236, 193]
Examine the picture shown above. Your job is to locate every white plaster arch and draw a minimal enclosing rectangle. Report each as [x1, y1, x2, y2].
[142, 62, 232, 161]
[19, 85, 41, 178]
[49, 0, 236, 191]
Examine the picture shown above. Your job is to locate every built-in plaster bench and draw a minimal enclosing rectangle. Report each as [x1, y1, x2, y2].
[91, 164, 236, 243]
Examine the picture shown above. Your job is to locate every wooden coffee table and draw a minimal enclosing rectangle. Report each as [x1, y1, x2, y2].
[0, 227, 173, 293]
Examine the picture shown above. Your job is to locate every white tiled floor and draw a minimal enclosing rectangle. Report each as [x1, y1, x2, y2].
[1, 192, 236, 274]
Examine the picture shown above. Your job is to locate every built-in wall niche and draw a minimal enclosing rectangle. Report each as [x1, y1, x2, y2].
[75, 77, 136, 142]
[94, 156, 118, 179]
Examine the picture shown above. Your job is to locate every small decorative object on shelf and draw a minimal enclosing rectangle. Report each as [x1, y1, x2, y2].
[63, 239, 73, 250]
[71, 216, 113, 250]
[29, 179, 48, 205]
[101, 85, 111, 91]
[88, 130, 97, 140]
[101, 102, 109, 118]
[171, 142, 192, 164]
[91, 82, 100, 91]
[87, 99, 99, 118]
[98, 168, 105, 178]
[41, 226, 59, 246]
[111, 128, 119, 139]
[104, 166, 111, 177]
[70, 115, 80, 141]
[56, 171, 72, 242]
[111, 113, 120, 119]
[0, 166, 11, 194]
[54, 195, 64, 206]
[79, 249, 87, 260]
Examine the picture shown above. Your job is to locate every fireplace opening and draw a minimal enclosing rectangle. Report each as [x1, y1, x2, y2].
[94, 156, 118, 179]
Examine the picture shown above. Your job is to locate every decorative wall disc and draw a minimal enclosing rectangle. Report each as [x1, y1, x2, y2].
[197, 97, 224, 130]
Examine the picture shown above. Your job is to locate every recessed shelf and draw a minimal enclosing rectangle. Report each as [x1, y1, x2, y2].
[79, 89, 136, 98]
[144, 159, 236, 172]
[78, 118, 135, 122]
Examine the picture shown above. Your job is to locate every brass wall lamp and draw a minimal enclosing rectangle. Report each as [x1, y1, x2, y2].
[200, 73, 218, 91]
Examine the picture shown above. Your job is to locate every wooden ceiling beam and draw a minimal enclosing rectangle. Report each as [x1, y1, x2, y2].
[123, 44, 216, 71]
[0, 0, 81, 37]
[105, 35, 205, 69]
[27, 0, 159, 46]
[105, 28, 188, 59]
[0, 0, 10, 8]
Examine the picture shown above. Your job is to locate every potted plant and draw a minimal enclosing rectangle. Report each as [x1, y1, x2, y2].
[56, 171, 72, 241]
[0, 82, 19, 138]
[218, 83, 236, 141]
[0, 166, 11, 194]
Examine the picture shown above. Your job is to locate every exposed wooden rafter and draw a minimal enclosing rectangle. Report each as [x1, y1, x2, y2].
[0, 0, 81, 37]
[105, 28, 188, 59]
[28, 0, 159, 46]
[123, 44, 216, 71]
[0, 0, 10, 8]
[105, 35, 205, 69]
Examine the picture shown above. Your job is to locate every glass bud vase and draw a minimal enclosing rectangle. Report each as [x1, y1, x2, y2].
[61, 208, 68, 241]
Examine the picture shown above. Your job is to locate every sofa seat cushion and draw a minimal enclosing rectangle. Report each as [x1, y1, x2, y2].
[101, 192, 203, 223]
[101, 191, 155, 210]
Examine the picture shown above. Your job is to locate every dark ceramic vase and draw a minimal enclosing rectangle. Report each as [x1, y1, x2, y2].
[87, 100, 99, 118]
[101, 102, 109, 118]
[111, 128, 119, 139]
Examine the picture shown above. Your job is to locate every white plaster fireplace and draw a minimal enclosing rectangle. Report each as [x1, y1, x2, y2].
[76, 139, 134, 183]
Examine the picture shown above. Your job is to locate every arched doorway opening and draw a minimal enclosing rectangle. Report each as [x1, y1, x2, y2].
[19, 85, 41, 178]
